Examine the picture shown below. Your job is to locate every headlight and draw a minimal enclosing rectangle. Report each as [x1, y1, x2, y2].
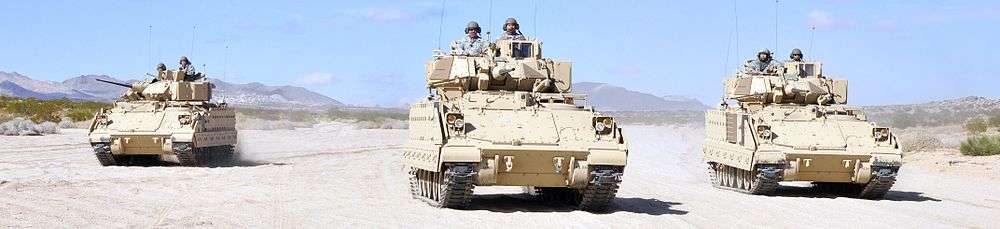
[594, 117, 614, 135]
[873, 127, 890, 142]
[446, 113, 464, 129]
[757, 125, 772, 139]
[178, 115, 192, 125]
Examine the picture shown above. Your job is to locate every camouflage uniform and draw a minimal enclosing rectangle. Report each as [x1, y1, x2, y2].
[743, 49, 781, 73]
[453, 37, 487, 56]
[178, 56, 200, 81]
[497, 18, 526, 41]
[452, 21, 487, 56]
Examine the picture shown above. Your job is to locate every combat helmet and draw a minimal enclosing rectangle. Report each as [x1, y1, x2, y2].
[465, 21, 481, 33]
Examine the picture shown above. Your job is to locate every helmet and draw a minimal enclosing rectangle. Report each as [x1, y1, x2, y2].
[179, 56, 190, 65]
[790, 48, 803, 59]
[156, 63, 166, 71]
[757, 49, 772, 55]
[504, 17, 520, 29]
[465, 21, 481, 33]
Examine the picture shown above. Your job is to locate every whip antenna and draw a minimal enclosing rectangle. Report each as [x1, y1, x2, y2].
[147, 25, 152, 75]
[809, 26, 816, 57]
[774, 0, 779, 51]
[487, 0, 493, 41]
[189, 25, 197, 57]
[436, 0, 447, 49]
[222, 45, 229, 103]
[533, 0, 539, 36]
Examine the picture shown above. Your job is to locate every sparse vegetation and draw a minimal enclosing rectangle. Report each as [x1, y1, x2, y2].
[0, 118, 59, 136]
[965, 118, 988, 134]
[960, 135, 1000, 156]
[890, 114, 917, 129]
[899, 134, 943, 152]
[0, 96, 108, 123]
[988, 114, 1000, 128]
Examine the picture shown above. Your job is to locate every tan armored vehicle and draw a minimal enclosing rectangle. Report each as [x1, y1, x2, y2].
[703, 60, 902, 199]
[88, 70, 237, 166]
[405, 39, 629, 211]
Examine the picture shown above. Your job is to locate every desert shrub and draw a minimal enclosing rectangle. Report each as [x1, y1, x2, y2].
[960, 135, 1000, 156]
[0, 96, 108, 122]
[989, 114, 1000, 128]
[899, 134, 943, 152]
[0, 118, 60, 136]
[965, 118, 988, 134]
[59, 117, 79, 128]
[891, 114, 916, 129]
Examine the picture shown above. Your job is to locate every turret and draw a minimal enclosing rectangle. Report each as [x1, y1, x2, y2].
[725, 61, 848, 109]
[424, 39, 572, 100]
[97, 70, 212, 102]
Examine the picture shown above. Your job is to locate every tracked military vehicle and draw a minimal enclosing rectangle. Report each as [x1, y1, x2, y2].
[703, 60, 902, 199]
[88, 70, 237, 166]
[404, 39, 629, 211]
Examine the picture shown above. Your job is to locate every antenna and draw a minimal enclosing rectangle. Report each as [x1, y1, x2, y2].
[190, 25, 197, 57]
[147, 25, 152, 74]
[774, 0, 779, 51]
[809, 26, 816, 57]
[222, 45, 229, 103]
[436, 0, 447, 49]
[487, 0, 493, 41]
[734, 0, 739, 63]
[533, 0, 539, 36]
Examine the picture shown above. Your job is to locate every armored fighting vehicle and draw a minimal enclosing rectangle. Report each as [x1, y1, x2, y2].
[404, 39, 629, 211]
[88, 70, 237, 166]
[703, 61, 902, 199]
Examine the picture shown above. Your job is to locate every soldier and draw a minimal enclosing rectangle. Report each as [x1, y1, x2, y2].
[156, 63, 167, 72]
[496, 18, 526, 41]
[178, 56, 201, 81]
[743, 49, 780, 73]
[451, 21, 487, 56]
[789, 48, 804, 62]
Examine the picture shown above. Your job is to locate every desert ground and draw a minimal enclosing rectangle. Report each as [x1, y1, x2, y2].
[2, 123, 999, 228]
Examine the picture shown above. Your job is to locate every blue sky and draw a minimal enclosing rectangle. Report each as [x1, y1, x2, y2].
[1, 0, 998, 106]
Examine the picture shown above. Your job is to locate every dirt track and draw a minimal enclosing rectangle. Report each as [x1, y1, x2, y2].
[2, 124, 998, 227]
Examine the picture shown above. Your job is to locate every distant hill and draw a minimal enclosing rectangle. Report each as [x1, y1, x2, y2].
[865, 96, 1000, 128]
[0, 71, 343, 109]
[209, 79, 344, 109]
[0, 72, 102, 100]
[572, 82, 708, 111]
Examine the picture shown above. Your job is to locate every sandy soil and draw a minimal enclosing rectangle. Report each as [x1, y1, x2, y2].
[2, 124, 999, 228]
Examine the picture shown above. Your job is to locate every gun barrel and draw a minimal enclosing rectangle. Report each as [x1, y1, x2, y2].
[95, 79, 133, 88]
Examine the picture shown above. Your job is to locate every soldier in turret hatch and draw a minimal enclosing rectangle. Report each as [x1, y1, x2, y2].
[743, 49, 781, 74]
[496, 18, 526, 41]
[178, 56, 201, 81]
[789, 48, 804, 62]
[451, 21, 488, 56]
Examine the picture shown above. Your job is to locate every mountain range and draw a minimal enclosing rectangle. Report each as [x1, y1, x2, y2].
[0, 71, 343, 109]
[1, 71, 711, 111]
[572, 82, 709, 111]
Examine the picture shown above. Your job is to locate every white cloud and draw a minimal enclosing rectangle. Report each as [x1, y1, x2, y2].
[296, 73, 337, 86]
[808, 10, 836, 28]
